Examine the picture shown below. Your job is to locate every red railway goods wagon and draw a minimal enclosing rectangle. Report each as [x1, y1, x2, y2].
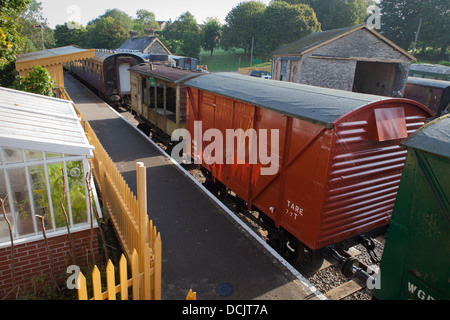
[182, 73, 432, 263]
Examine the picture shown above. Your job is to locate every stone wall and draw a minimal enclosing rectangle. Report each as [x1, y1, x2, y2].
[274, 28, 413, 95]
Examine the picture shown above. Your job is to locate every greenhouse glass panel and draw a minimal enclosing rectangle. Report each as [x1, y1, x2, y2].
[4, 148, 24, 164]
[45, 152, 62, 159]
[25, 150, 43, 162]
[67, 160, 87, 224]
[0, 169, 13, 242]
[7, 167, 35, 237]
[28, 164, 53, 231]
[46, 162, 69, 229]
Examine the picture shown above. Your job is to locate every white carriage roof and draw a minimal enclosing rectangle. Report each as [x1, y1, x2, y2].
[0, 87, 94, 156]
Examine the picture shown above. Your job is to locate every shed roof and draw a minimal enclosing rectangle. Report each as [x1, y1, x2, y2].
[272, 24, 416, 61]
[130, 64, 202, 84]
[183, 72, 392, 128]
[401, 114, 450, 159]
[119, 36, 171, 54]
[0, 87, 94, 156]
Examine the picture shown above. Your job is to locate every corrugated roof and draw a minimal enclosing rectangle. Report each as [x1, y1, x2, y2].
[184, 72, 390, 128]
[130, 64, 203, 84]
[0, 87, 93, 156]
[401, 114, 450, 159]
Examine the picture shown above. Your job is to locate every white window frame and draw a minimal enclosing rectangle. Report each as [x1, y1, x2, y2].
[0, 147, 99, 249]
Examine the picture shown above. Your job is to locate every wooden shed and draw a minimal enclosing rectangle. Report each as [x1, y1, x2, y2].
[0, 86, 100, 298]
[272, 24, 416, 97]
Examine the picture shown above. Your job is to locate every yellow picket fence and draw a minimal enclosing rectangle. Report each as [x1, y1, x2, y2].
[82, 121, 162, 300]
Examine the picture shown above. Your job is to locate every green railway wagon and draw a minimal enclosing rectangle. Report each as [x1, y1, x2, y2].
[374, 114, 450, 300]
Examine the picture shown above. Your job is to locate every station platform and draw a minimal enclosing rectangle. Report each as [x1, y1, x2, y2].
[64, 73, 323, 300]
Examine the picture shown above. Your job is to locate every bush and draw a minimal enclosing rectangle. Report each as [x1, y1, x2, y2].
[12, 65, 55, 96]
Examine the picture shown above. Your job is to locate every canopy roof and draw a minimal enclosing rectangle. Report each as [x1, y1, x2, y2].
[184, 72, 392, 128]
[401, 114, 450, 159]
[15, 46, 95, 72]
[0, 87, 93, 156]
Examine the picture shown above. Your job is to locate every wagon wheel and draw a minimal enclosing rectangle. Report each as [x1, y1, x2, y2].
[281, 234, 306, 266]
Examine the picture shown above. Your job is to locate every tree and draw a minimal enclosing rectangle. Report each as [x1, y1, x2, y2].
[202, 17, 222, 56]
[259, 1, 321, 53]
[221, 1, 266, 53]
[379, 0, 449, 59]
[85, 9, 133, 49]
[133, 9, 160, 36]
[160, 12, 201, 57]
[175, 11, 199, 33]
[19, 0, 55, 52]
[0, 0, 31, 86]
[283, 0, 371, 30]
[12, 65, 56, 96]
[54, 22, 87, 47]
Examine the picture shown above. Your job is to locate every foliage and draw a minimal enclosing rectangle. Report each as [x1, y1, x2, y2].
[12, 65, 55, 96]
[159, 12, 202, 57]
[379, 0, 449, 59]
[259, 1, 321, 53]
[133, 9, 160, 36]
[283, 0, 371, 31]
[202, 17, 222, 56]
[18, 0, 55, 52]
[85, 9, 133, 49]
[221, 1, 266, 54]
[0, 0, 31, 86]
[54, 22, 87, 47]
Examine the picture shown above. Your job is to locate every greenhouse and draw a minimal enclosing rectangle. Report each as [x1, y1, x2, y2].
[0, 86, 98, 247]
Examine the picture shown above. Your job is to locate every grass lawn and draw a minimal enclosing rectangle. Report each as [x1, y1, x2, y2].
[198, 47, 272, 72]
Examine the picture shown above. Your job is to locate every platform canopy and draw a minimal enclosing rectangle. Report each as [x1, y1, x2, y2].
[15, 46, 95, 89]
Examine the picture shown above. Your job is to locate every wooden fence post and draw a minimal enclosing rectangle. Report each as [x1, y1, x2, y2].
[137, 162, 148, 299]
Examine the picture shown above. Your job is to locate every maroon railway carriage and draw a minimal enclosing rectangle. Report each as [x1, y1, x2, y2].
[67, 50, 147, 104]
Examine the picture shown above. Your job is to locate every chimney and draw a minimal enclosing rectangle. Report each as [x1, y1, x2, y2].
[130, 30, 138, 39]
[144, 28, 155, 38]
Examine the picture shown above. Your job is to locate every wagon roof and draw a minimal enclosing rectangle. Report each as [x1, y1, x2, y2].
[401, 114, 450, 159]
[407, 77, 450, 89]
[130, 64, 203, 84]
[183, 72, 392, 128]
[0, 87, 93, 156]
[93, 49, 148, 63]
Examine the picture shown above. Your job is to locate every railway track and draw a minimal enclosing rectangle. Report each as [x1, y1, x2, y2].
[113, 103, 385, 301]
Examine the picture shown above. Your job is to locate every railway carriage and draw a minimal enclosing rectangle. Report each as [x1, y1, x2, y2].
[404, 77, 450, 118]
[67, 49, 148, 105]
[129, 64, 202, 144]
[182, 73, 432, 263]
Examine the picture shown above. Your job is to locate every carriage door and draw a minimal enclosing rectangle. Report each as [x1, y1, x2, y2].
[119, 63, 131, 94]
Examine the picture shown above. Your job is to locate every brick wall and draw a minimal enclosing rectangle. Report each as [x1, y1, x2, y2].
[0, 228, 99, 299]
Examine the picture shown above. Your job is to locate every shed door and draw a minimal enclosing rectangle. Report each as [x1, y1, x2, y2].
[119, 63, 131, 94]
[353, 62, 397, 96]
